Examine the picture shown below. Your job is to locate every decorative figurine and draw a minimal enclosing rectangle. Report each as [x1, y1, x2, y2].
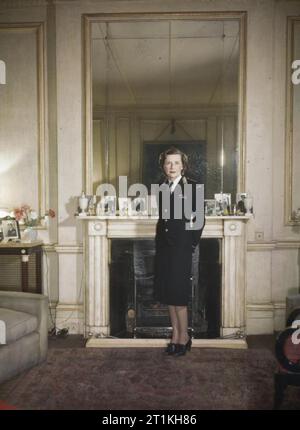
[79, 191, 89, 216]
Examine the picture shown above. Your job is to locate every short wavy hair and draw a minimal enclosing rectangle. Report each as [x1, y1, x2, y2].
[158, 147, 188, 174]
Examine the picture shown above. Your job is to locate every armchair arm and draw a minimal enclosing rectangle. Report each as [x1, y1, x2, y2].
[0, 291, 48, 361]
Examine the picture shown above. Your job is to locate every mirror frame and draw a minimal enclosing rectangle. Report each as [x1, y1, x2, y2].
[285, 16, 300, 225]
[83, 12, 247, 196]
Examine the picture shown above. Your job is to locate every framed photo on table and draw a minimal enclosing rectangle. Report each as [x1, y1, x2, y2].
[1, 218, 20, 241]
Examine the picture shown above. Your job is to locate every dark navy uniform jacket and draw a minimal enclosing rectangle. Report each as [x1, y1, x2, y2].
[155, 176, 205, 250]
[154, 176, 205, 305]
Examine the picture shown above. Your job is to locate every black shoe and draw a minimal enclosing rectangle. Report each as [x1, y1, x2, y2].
[165, 342, 178, 355]
[174, 337, 192, 357]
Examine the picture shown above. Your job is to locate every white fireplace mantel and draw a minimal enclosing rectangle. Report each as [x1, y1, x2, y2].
[78, 216, 250, 348]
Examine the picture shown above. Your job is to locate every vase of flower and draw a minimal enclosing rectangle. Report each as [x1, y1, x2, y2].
[13, 205, 55, 242]
[23, 226, 38, 242]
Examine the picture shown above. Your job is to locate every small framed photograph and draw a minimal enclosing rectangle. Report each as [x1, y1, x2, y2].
[130, 196, 148, 216]
[1, 218, 20, 241]
[118, 198, 130, 217]
[214, 193, 231, 215]
[236, 192, 247, 214]
[100, 196, 116, 216]
[205, 199, 217, 216]
[236, 192, 253, 215]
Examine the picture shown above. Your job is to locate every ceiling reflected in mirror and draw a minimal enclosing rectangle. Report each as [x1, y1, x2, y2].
[85, 14, 246, 199]
[92, 20, 239, 107]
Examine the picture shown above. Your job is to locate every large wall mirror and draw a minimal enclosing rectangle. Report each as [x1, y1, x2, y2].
[286, 17, 300, 225]
[84, 13, 246, 199]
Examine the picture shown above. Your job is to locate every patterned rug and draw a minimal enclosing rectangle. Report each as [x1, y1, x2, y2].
[0, 347, 298, 410]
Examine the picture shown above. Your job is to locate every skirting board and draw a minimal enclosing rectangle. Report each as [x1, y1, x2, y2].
[86, 338, 248, 349]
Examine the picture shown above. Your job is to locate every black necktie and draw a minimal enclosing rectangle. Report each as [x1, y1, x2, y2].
[169, 181, 173, 189]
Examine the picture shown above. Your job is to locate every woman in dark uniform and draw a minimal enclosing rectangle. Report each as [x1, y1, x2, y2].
[154, 147, 205, 357]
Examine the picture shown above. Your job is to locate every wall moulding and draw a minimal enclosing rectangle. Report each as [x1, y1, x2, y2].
[285, 16, 300, 226]
[42, 244, 57, 254]
[247, 240, 300, 251]
[0, 0, 47, 8]
[247, 303, 285, 312]
[54, 245, 83, 254]
[0, 22, 47, 221]
[246, 302, 286, 332]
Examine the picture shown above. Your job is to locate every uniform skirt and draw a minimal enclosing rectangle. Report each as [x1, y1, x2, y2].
[154, 243, 193, 306]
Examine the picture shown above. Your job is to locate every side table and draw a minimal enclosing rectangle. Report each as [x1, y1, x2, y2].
[0, 241, 43, 293]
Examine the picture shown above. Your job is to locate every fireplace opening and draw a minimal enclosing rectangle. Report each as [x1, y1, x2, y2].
[109, 238, 221, 339]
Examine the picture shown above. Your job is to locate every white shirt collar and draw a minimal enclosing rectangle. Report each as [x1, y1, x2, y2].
[168, 175, 182, 191]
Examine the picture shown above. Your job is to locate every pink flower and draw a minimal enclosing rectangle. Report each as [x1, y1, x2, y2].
[47, 209, 55, 218]
[13, 205, 55, 226]
[13, 208, 24, 221]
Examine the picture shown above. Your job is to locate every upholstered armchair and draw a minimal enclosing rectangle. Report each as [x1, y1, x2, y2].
[0, 291, 48, 384]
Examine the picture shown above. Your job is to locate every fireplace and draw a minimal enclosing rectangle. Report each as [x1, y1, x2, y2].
[110, 238, 221, 339]
[79, 216, 250, 348]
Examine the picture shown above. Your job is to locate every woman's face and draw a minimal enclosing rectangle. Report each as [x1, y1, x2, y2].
[163, 154, 183, 181]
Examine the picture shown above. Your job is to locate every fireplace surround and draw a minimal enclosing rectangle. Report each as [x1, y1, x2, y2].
[79, 216, 250, 348]
[109, 238, 221, 339]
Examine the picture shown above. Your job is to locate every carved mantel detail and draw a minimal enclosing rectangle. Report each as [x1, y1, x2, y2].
[78, 216, 250, 347]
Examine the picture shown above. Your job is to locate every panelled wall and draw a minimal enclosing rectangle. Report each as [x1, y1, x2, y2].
[0, 0, 299, 335]
[0, 5, 59, 328]
[0, 23, 44, 217]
